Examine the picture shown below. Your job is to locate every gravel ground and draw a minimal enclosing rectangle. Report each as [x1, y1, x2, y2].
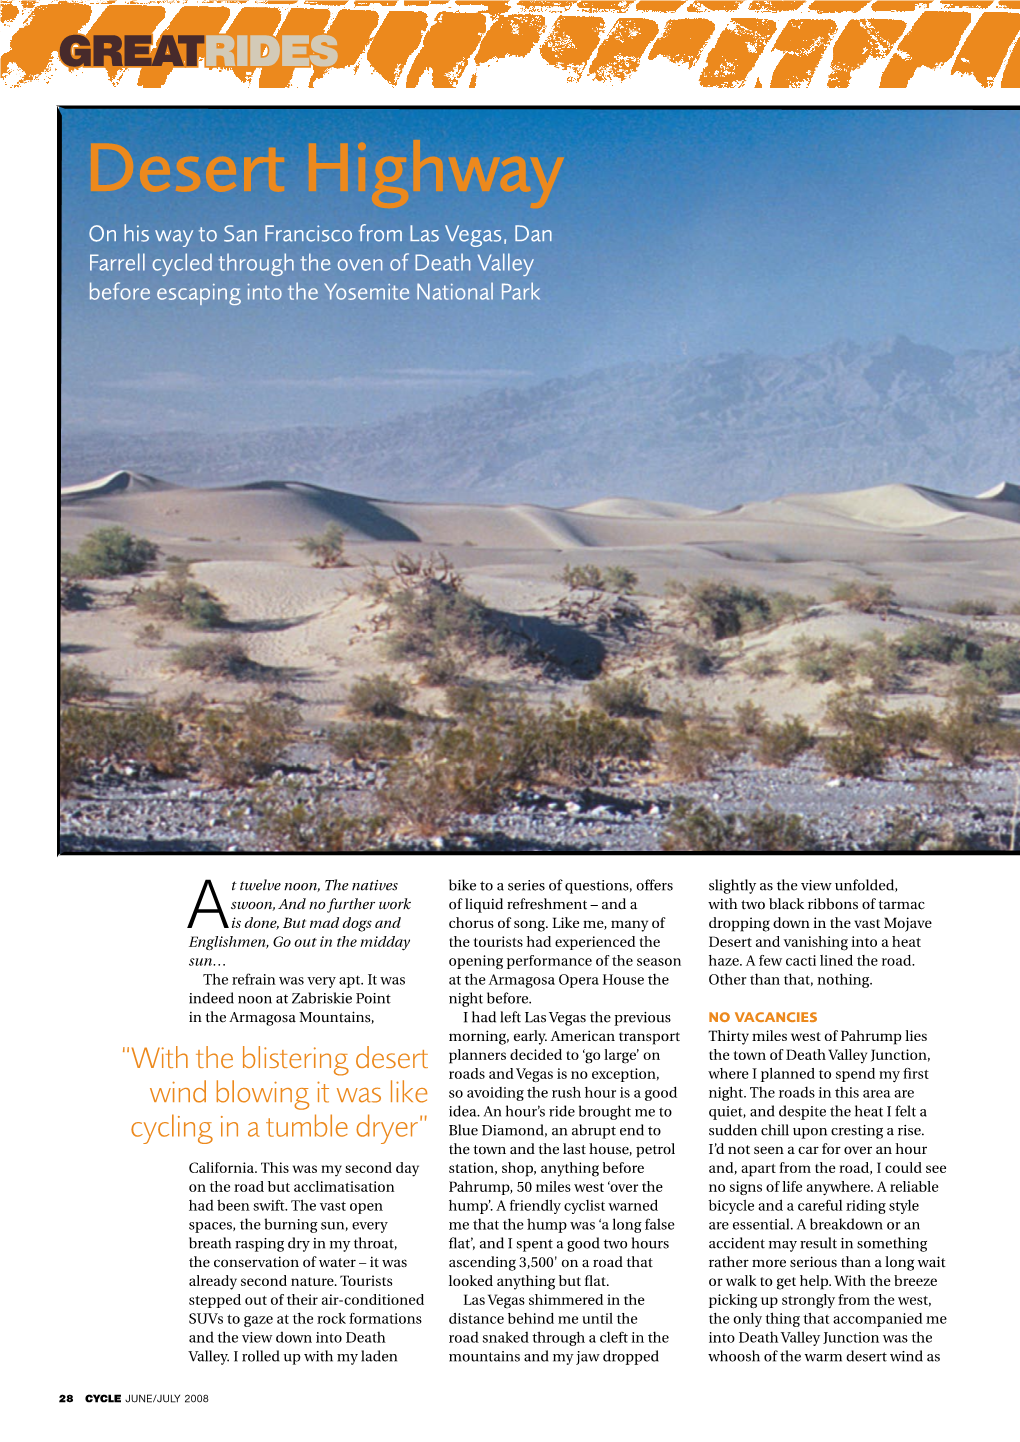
[59, 749, 1019, 853]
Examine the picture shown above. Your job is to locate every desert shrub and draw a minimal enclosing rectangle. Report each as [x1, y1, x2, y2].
[671, 580, 810, 640]
[944, 673, 1001, 727]
[60, 704, 190, 795]
[935, 713, 983, 766]
[171, 638, 254, 679]
[444, 681, 495, 717]
[165, 690, 209, 723]
[793, 636, 858, 684]
[661, 800, 816, 852]
[249, 781, 385, 852]
[974, 640, 1020, 692]
[757, 716, 813, 767]
[822, 689, 881, 733]
[383, 725, 533, 834]
[381, 759, 466, 837]
[659, 706, 740, 782]
[380, 701, 651, 826]
[672, 581, 764, 638]
[530, 706, 652, 783]
[660, 800, 734, 851]
[856, 634, 900, 694]
[674, 641, 717, 677]
[196, 701, 297, 785]
[818, 688, 888, 777]
[382, 556, 510, 664]
[362, 566, 394, 603]
[60, 663, 109, 704]
[587, 675, 650, 717]
[820, 730, 886, 779]
[60, 577, 91, 611]
[875, 810, 968, 853]
[297, 522, 346, 568]
[560, 563, 606, 592]
[981, 723, 1020, 758]
[61, 527, 158, 579]
[880, 707, 936, 758]
[767, 592, 814, 625]
[134, 623, 165, 648]
[132, 561, 228, 630]
[733, 701, 766, 738]
[741, 652, 780, 680]
[831, 580, 895, 616]
[941, 599, 996, 617]
[743, 810, 818, 852]
[895, 623, 979, 666]
[929, 675, 999, 765]
[603, 566, 639, 596]
[347, 673, 409, 719]
[328, 721, 413, 763]
[417, 650, 462, 687]
[434, 724, 536, 806]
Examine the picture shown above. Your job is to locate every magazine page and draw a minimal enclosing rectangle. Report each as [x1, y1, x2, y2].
[4, 15, 1017, 1439]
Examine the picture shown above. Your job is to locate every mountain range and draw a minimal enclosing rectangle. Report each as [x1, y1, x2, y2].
[60, 337, 1020, 508]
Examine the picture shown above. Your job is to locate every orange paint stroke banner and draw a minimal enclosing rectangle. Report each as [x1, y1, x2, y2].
[3, 0, 1020, 87]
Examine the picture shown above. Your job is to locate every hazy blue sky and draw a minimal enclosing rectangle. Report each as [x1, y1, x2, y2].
[61, 107, 1020, 433]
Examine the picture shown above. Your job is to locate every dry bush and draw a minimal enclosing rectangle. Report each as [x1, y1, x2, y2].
[382, 728, 528, 835]
[60, 704, 190, 796]
[820, 731, 887, 779]
[380, 553, 517, 665]
[60, 577, 92, 611]
[328, 721, 413, 763]
[297, 522, 346, 568]
[132, 560, 228, 630]
[347, 673, 410, 718]
[171, 638, 254, 679]
[756, 716, 813, 767]
[733, 701, 766, 738]
[60, 663, 109, 704]
[62, 527, 159, 579]
[856, 634, 900, 694]
[658, 706, 741, 781]
[940, 599, 996, 618]
[831, 580, 895, 616]
[879, 708, 936, 759]
[793, 636, 858, 684]
[587, 675, 650, 717]
[530, 706, 652, 783]
[670, 580, 810, 640]
[196, 701, 297, 785]
[661, 800, 817, 853]
[674, 641, 717, 678]
[444, 681, 496, 717]
[741, 652, 780, 680]
[895, 623, 979, 666]
[249, 781, 385, 852]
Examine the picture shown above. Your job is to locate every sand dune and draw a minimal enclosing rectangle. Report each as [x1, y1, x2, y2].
[570, 498, 709, 520]
[723, 482, 1020, 534]
[60, 473, 1020, 588]
[61, 469, 176, 499]
[979, 482, 1020, 506]
[803, 482, 1020, 528]
[60, 479, 419, 549]
[60, 469, 1020, 744]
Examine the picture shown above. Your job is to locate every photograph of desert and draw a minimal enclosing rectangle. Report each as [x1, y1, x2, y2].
[59, 111, 1020, 852]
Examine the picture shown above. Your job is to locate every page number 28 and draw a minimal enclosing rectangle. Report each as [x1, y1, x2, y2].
[59, 1395, 74, 1403]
